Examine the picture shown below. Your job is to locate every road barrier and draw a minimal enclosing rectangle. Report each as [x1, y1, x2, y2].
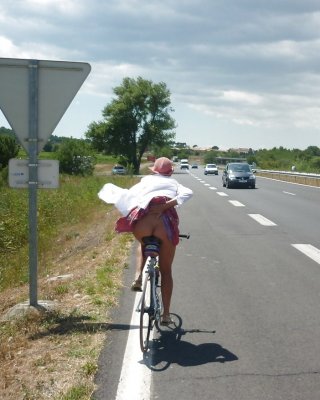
[256, 170, 320, 187]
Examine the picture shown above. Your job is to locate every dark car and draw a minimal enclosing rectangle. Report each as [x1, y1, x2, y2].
[112, 165, 127, 175]
[222, 162, 256, 188]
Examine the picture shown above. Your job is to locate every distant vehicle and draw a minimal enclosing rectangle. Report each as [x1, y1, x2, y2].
[180, 159, 189, 169]
[249, 164, 257, 173]
[191, 164, 198, 169]
[222, 162, 256, 189]
[112, 165, 127, 175]
[204, 163, 218, 175]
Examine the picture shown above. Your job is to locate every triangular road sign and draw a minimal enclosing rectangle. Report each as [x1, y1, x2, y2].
[0, 58, 91, 153]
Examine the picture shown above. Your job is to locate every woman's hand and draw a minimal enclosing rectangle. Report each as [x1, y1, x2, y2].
[148, 203, 166, 216]
[148, 199, 178, 216]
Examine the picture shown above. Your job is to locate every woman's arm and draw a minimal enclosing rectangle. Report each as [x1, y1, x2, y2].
[175, 183, 193, 206]
[148, 198, 178, 215]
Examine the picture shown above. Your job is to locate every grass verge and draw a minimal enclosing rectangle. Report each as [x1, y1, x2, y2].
[0, 171, 138, 399]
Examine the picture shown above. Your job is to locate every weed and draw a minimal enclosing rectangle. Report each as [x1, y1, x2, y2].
[82, 361, 98, 376]
[54, 284, 70, 295]
[59, 384, 92, 400]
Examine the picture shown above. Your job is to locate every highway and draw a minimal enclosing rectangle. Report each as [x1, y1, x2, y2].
[94, 168, 320, 400]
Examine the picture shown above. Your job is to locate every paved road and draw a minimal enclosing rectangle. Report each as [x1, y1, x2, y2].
[94, 168, 320, 400]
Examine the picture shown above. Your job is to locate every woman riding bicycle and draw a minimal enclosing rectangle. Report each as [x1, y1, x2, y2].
[98, 157, 193, 325]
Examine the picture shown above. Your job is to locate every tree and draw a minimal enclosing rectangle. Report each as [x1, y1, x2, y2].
[0, 135, 20, 168]
[86, 77, 176, 173]
[305, 146, 320, 157]
[57, 138, 96, 176]
[0, 126, 15, 137]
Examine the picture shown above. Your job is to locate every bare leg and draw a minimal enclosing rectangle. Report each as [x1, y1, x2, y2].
[130, 243, 146, 291]
[135, 243, 145, 280]
[158, 240, 176, 319]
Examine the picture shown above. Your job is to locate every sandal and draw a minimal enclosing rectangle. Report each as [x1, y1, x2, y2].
[160, 314, 174, 326]
[131, 278, 142, 292]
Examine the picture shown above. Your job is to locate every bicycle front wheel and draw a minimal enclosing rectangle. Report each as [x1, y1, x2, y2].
[139, 275, 153, 352]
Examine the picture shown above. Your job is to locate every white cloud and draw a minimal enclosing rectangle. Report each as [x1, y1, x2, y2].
[221, 90, 263, 105]
[25, 0, 84, 16]
[1, 0, 320, 148]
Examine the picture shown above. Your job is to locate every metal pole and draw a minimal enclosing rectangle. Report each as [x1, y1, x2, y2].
[28, 60, 39, 307]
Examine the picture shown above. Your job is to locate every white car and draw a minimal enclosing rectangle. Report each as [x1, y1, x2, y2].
[180, 159, 189, 169]
[204, 163, 218, 175]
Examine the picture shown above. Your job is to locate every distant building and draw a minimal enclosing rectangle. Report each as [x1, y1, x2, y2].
[229, 148, 250, 154]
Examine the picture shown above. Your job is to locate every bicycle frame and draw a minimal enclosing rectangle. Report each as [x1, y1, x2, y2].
[137, 234, 190, 352]
[137, 236, 162, 352]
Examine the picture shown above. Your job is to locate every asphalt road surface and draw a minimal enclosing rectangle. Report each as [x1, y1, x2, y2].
[94, 167, 320, 400]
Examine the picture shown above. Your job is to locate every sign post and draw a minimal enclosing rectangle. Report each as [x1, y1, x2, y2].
[0, 58, 91, 311]
[28, 60, 40, 306]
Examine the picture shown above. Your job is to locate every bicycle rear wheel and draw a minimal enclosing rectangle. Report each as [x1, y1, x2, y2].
[139, 275, 153, 352]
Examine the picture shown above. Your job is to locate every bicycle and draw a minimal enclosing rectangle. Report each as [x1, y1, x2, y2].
[137, 234, 190, 353]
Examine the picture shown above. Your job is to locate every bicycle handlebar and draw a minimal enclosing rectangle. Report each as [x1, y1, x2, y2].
[179, 233, 190, 239]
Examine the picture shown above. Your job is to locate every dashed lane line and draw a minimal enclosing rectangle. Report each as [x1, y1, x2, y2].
[216, 192, 229, 197]
[248, 214, 277, 226]
[291, 244, 320, 265]
[229, 200, 245, 207]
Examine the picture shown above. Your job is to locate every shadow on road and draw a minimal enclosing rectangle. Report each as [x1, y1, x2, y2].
[143, 313, 238, 371]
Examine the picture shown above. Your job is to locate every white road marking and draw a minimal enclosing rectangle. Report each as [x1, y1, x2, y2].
[283, 191, 296, 196]
[209, 187, 217, 190]
[257, 175, 320, 189]
[204, 183, 210, 186]
[292, 244, 320, 265]
[115, 293, 151, 400]
[216, 192, 229, 197]
[248, 214, 277, 226]
[229, 200, 245, 207]
[199, 180, 206, 183]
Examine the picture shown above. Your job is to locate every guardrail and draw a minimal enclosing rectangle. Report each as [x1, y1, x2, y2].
[256, 169, 320, 187]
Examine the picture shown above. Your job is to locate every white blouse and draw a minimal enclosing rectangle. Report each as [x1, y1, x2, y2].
[98, 174, 193, 216]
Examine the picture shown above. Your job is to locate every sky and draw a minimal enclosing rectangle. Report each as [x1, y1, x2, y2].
[1, 0, 320, 150]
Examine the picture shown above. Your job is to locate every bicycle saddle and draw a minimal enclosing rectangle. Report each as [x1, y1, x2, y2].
[142, 236, 161, 257]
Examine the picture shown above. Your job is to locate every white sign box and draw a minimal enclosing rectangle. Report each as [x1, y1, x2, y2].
[9, 159, 59, 189]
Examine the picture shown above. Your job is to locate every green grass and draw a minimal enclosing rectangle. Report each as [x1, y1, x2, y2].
[0, 173, 137, 292]
[59, 384, 92, 400]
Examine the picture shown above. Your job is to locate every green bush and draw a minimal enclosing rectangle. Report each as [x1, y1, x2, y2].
[57, 139, 96, 176]
[0, 135, 20, 168]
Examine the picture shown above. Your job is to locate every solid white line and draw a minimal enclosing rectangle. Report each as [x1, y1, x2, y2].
[217, 192, 228, 197]
[248, 214, 277, 226]
[257, 175, 320, 189]
[229, 200, 245, 207]
[115, 294, 151, 400]
[292, 244, 320, 265]
[283, 191, 296, 196]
